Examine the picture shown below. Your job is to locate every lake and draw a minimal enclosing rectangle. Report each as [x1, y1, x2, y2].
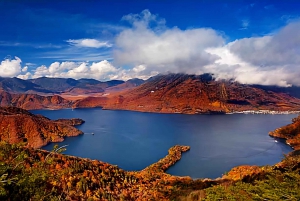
[32, 108, 295, 179]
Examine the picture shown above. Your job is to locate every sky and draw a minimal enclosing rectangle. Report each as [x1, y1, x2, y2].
[1, 0, 300, 86]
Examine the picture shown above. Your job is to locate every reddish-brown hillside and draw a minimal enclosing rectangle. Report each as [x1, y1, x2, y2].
[0, 91, 72, 110]
[269, 115, 300, 150]
[103, 74, 300, 114]
[73, 96, 108, 108]
[0, 107, 84, 148]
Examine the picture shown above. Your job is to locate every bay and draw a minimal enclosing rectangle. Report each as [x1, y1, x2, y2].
[32, 108, 295, 179]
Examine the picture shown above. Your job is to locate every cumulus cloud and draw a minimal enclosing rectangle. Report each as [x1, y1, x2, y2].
[67, 39, 112, 48]
[204, 46, 293, 86]
[208, 20, 300, 86]
[28, 60, 127, 80]
[114, 9, 224, 75]
[0, 56, 23, 77]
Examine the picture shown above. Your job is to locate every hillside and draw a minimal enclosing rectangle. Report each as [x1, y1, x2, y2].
[0, 91, 72, 110]
[270, 115, 300, 151]
[103, 74, 300, 114]
[0, 107, 84, 148]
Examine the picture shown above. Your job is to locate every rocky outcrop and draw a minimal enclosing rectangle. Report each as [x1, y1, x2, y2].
[0, 107, 84, 148]
[269, 115, 300, 150]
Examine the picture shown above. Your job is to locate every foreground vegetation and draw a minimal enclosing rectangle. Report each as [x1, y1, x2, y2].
[0, 141, 300, 201]
[177, 154, 300, 201]
[0, 142, 197, 200]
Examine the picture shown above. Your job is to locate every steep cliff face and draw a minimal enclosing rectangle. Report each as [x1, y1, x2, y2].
[269, 115, 300, 150]
[0, 91, 72, 110]
[103, 74, 300, 114]
[0, 107, 84, 148]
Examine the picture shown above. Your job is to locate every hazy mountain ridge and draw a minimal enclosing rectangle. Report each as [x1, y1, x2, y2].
[0, 77, 130, 94]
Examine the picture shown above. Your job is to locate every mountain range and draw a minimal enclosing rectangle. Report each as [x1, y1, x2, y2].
[1, 74, 300, 113]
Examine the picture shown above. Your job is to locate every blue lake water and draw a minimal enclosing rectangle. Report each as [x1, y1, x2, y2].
[32, 108, 295, 179]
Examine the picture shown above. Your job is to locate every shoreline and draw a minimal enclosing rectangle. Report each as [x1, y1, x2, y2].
[32, 106, 300, 115]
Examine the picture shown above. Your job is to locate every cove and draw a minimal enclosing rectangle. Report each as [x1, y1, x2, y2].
[32, 108, 295, 179]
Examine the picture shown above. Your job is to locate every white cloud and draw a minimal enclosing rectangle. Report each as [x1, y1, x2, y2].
[29, 60, 119, 80]
[25, 62, 36, 66]
[204, 46, 293, 86]
[223, 20, 300, 86]
[0, 56, 22, 77]
[17, 72, 32, 80]
[67, 39, 112, 48]
[22, 66, 28, 72]
[114, 10, 224, 75]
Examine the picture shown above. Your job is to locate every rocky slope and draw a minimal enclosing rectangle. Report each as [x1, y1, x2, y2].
[103, 74, 300, 114]
[0, 107, 84, 148]
[269, 115, 300, 150]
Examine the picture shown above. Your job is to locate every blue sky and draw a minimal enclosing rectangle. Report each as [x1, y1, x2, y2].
[1, 0, 300, 86]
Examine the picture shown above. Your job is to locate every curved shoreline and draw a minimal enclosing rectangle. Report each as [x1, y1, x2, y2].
[269, 115, 300, 151]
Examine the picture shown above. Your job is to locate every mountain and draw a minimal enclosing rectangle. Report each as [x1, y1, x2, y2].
[106, 78, 145, 91]
[103, 73, 300, 114]
[252, 85, 300, 98]
[29, 77, 125, 94]
[0, 107, 84, 148]
[0, 74, 300, 113]
[0, 77, 52, 93]
[29, 77, 80, 92]
[0, 91, 72, 110]
[0, 77, 126, 94]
